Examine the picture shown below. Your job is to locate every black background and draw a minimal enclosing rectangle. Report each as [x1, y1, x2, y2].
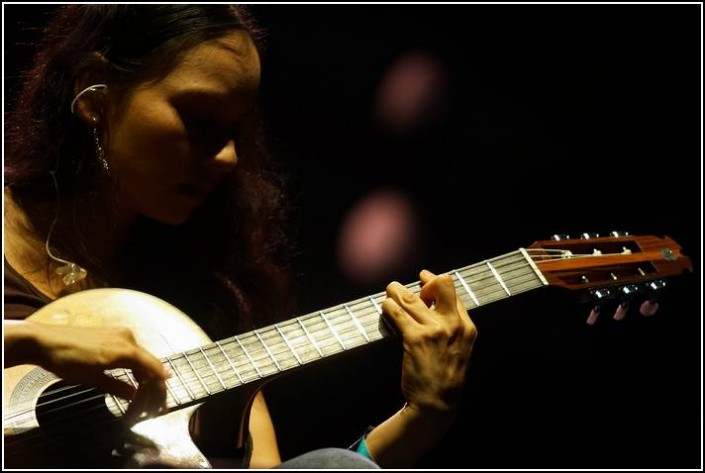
[3, 4, 702, 469]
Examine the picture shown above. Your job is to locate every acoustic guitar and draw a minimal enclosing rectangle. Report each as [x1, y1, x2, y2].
[3, 234, 692, 468]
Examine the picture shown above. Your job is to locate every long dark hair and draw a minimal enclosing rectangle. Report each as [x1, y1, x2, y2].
[4, 5, 292, 335]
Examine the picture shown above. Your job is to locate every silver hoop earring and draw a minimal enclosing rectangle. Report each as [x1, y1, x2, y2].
[70, 84, 108, 115]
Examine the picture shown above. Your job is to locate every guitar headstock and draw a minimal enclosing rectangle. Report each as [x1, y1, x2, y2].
[526, 233, 693, 324]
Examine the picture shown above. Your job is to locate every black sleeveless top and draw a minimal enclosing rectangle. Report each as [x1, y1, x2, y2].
[3, 258, 52, 320]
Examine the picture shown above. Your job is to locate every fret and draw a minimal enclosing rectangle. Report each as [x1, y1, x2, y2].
[344, 303, 370, 342]
[199, 345, 236, 388]
[216, 341, 246, 385]
[254, 330, 282, 372]
[461, 263, 499, 306]
[368, 295, 383, 315]
[116, 361, 180, 408]
[300, 314, 343, 356]
[169, 355, 197, 397]
[164, 356, 196, 402]
[264, 327, 301, 369]
[256, 326, 300, 370]
[454, 270, 480, 307]
[520, 248, 549, 286]
[498, 259, 539, 294]
[296, 317, 323, 358]
[106, 393, 126, 417]
[275, 324, 304, 365]
[219, 338, 259, 382]
[485, 254, 528, 302]
[198, 347, 227, 391]
[120, 368, 138, 390]
[174, 353, 209, 398]
[118, 369, 153, 414]
[234, 336, 264, 379]
[159, 367, 181, 406]
[457, 252, 543, 307]
[320, 310, 346, 349]
[486, 261, 511, 296]
[355, 309, 379, 341]
[356, 297, 387, 341]
[239, 333, 280, 376]
[326, 306, 368, 349]
[185, 350, 224, 395]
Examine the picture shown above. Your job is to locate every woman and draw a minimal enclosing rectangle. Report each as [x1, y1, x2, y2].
[4, 5, 476, 468]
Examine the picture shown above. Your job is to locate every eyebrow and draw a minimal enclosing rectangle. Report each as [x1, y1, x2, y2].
[171, 88, 230, 103]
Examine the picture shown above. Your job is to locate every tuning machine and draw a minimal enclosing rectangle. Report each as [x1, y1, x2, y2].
[586, 287, 616, 325]
[587, 280, 667, 324]
[612, 284, 645, 320]
[640, 280, 666, 316]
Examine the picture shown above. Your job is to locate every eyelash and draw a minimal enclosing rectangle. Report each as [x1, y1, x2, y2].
[182, 112, 243, 143]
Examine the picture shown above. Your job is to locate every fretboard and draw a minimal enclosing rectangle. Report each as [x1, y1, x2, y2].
[106, 248, 547, 415]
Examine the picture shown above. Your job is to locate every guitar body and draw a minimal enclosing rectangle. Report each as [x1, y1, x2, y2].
[3, 289, 257, 469]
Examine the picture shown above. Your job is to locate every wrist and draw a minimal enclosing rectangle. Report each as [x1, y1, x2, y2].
[399, 402, 458, 422]
[363, 403, 457, 468]
[400, 402, 457, 430]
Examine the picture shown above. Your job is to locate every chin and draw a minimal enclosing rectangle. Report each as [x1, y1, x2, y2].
[148, 207, 196, 226]
[161, 212, 194, 226]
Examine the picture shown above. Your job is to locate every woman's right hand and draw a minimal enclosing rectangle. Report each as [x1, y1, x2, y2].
[5, 320, 168, 424]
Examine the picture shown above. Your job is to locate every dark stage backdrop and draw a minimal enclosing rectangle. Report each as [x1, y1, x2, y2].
[3, 4, 701, 469]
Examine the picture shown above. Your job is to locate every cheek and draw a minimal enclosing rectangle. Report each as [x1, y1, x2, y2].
[108, 99, 190, 186]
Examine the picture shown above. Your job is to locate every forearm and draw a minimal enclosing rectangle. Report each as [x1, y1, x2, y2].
[364, 403, 456, 468]
[4, 320, 42, 367]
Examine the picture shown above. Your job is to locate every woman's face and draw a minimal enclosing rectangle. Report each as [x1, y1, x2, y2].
[106, 31, 261, 225]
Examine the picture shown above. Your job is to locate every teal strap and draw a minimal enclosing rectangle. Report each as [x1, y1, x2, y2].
[355, 435, 373, 460]
[349, 426, 375, 461]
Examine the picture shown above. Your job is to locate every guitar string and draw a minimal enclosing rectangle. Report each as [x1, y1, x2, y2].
[6, 249, 567, 423]
[8, 250, 541, 418]
[107, 251, 541, 406]
[5, 250, 548, 430]
[6, 249, 602, 452]
[0, 258, 596, 454]
[6, 247, 578, 428]
[62, 251, 540, 403]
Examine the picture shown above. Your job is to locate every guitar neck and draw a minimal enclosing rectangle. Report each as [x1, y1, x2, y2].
[104, 249, 544, 415]
[102, 234, 692, 417]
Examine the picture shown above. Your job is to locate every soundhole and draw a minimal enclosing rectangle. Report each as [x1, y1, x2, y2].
[34, 381, 127, 466]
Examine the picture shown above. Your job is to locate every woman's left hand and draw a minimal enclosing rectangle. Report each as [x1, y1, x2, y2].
[382, 269, 477, 417]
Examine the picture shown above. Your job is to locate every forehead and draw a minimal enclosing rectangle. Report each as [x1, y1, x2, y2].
[155, 31, 261, 100]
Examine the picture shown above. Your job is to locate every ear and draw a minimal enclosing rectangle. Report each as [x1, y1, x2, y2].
[73, 52, 110, 126]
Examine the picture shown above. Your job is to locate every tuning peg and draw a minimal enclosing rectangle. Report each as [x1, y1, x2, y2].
[613, 284, 644, 321]
[551, 234, 571, 241]
[640, 280, 666, 316]
[610, 231, 630, 237]
[587, 287, 616, 325]
[581, 232, 601, 239]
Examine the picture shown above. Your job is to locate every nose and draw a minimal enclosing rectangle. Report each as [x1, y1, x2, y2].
[212, 139, 238, 172]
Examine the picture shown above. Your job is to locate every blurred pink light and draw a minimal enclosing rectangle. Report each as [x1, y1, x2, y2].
[375, 50, 446, 133]
[338, 189, 417, 284]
